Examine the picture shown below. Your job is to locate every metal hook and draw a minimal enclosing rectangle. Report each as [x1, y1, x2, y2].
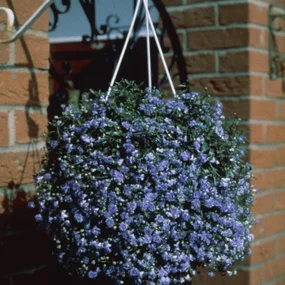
[0, 7, 15, 31]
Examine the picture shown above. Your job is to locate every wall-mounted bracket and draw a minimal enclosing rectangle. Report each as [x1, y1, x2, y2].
[269, 4, 285, 80]
[0, 0, 54, 44]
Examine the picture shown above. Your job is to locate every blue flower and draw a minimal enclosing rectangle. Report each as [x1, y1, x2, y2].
[106, 217, 114, 228]
[44, 173, 51, 181]
[50, 140, 58, 149]
[28, 201, 35, 208]
[193, 141, 200, 151]
[208, 272, 215, 277]
[129, 268, 140, 277]
[180, 151, 190, 161]
[75, 213, 83, 223]
[123, 143, 135, 154]
[122, 121, 131, 130]
[88, 271, 98, 279]
[81, 135, 93, 143]
[35, 214, 42, 222]
[110, 170, 124, 183]
[119, 222, 128, 231]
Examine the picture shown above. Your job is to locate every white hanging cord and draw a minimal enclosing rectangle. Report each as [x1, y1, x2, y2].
[145, 0, 152, 91]
[106, 0, 142, 100]
[142, 0, 176, 97]
[106, 0, 176, 99]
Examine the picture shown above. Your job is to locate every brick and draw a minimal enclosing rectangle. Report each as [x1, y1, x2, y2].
[189, 75, 250, 96]
[188, 28, 248, 50]
[276, 190, 285, 210]
[220, 51, 249, 73]
[0, 230, 48, 275]
[249, 124, 264, 144]
[252, 168, 285, 192]
[0, 42, 9, 64]
[264, 256, 285, 282]
[0, 70, 49, 105]
[256, 0, 285, 7]
[250, 239, 276, 264]
[250, 100, 276, 120]
[250, 76, 263, 96]
[0, 112, 9, 146]
[266, 79, 284, 98]
[250, 148, 276, 169]
[276, 146, 285, 165]
[249, 51, 269, 73]
[219, 3, 249, 25]
[219, 50, 268, 73]
[249, 267, 265, 285]
[249, 3, 268, 26]
[156, 32, 184, 53]
[13, 267, 48, 285]
[0, 151, 44, 186]
[5, 0, 49, 31]
[222, 100, 249, 119]
[185, 53, 216, 74]
[15, 110, 47, 143]
[277, 234, 285, 254]
[279, 102, 285, 120]
[265, 124, 285, 143]
[249, 28, 268, 50]
[272, 276, 285, 285]
[16, 35, 49, 69]
[219, 2, 269, 27]
[170, 7, 215, 28]
[252, 192, 276, 215]
[252, 212, 285, 240]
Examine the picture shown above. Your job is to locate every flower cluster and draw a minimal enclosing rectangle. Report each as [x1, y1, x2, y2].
[34, 81, 256, 284]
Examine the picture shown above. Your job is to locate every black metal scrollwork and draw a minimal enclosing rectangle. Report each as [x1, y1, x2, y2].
[79, 0, 108, 42]
[269, 4, 285, 80]
[49, 0, 71, 32]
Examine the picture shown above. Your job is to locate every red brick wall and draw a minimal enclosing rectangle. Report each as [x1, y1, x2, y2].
[163, 0, 285, 284]
[0, 0, 49, 284]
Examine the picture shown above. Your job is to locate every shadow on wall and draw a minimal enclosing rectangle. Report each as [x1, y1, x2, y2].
[0, 182, 49, 284]
[0, 1, 50, 284]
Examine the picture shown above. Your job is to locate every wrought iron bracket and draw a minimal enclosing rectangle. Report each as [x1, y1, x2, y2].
[269, 4, 285, 80]
[0, 0, 54, 44]
[49, 0, 71, 32]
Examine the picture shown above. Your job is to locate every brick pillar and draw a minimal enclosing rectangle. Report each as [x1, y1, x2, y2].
[0, 0, 49, 284]
[163, 0, 285, 284]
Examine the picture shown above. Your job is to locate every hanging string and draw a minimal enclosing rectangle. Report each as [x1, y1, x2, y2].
[106, 0, 142, 100]
[142, 0, 176, 97]
[145, 0, 152, 91]
[106, 0, 176, 100]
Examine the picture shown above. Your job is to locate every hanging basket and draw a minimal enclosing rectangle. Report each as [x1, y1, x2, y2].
[33, 0, 256, 284]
